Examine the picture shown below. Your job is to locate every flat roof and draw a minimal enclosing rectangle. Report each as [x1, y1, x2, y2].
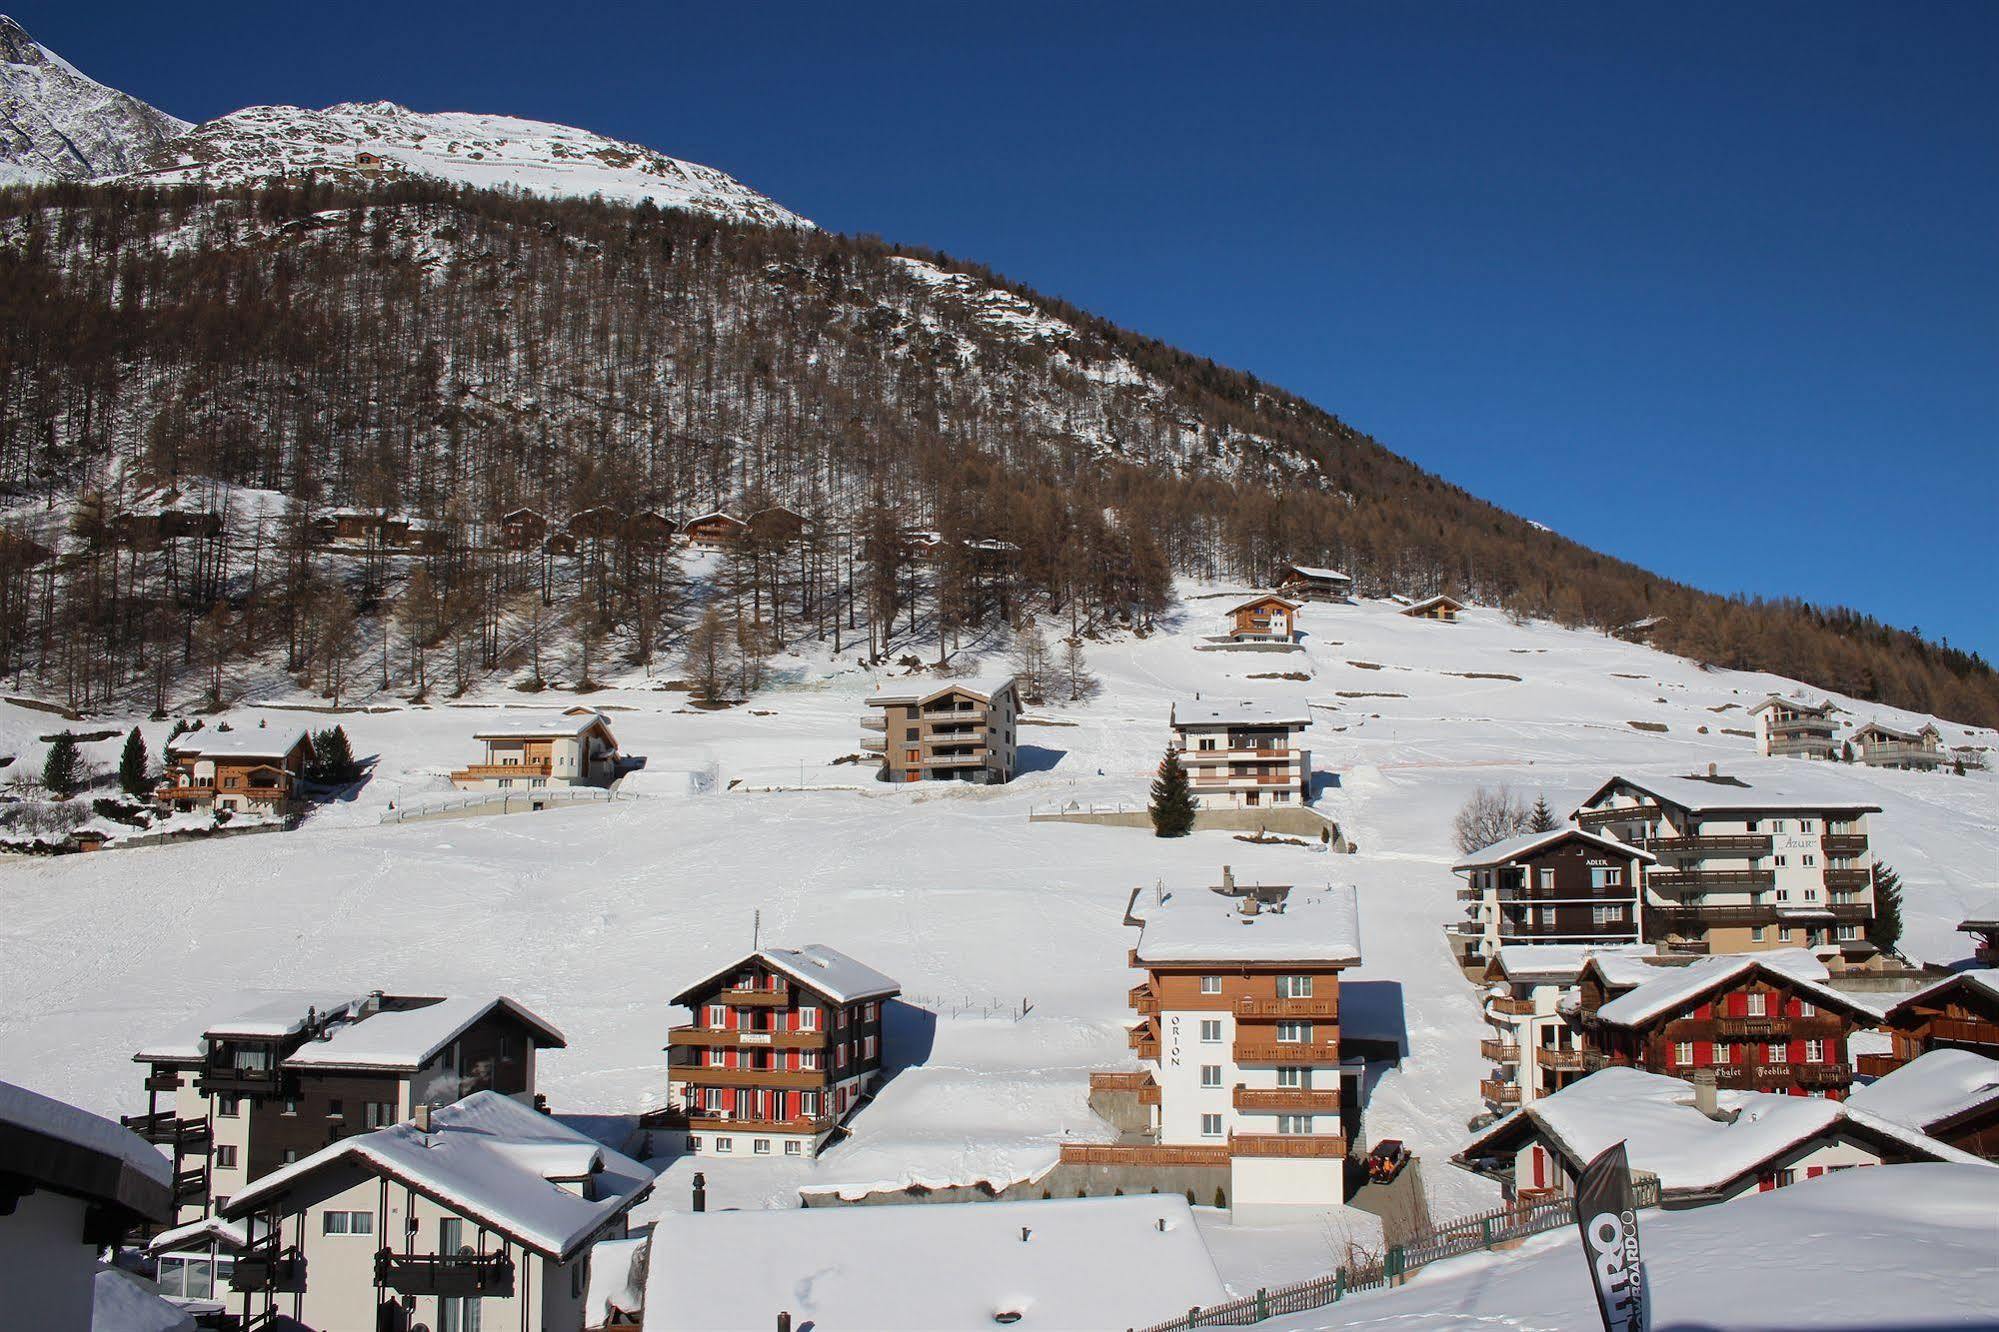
[1169, 697, 1311, 728]
[1134, 884, 1361, 966]
[136, 991, 370, 1061]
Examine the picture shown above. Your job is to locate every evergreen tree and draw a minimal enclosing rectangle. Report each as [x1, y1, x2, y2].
[42, 731, 82, 799]
[1149, 747, 1198, 838]
[117, 726, 150, 796]
[1527, 793, 1558, 833]
[310, 726, 357, 786]
[1867, 862, 1904, 955]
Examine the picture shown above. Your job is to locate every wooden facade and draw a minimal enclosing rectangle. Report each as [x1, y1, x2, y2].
[1452, 829, 1649, 966]
[1877, 973, 1999, 1070]
[499, 508, 548, 551]
[863, 678, 1019, 785]
[1226, 595, 1300, 642]
[1400, 594, 1464, 622]
[159, 731, 315, 817]
[681, 512, 749, 547]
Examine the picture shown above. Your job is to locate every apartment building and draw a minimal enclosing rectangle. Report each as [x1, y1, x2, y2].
[1571, 949, 1876, 1099]
[1167, 698, 1311, 810]
[128, 991, 565, 1228]
[1073, 874, 1362, 1211]
[1572, 770, 1881, 964]
[1224, 594, 1300, 643]
[1448, 827, 1653, 968]
[1275, 564, 1352, 603]
[449, 707, 621, 792]
[1852, 720, 1946, 770]
[159, 728, 314, 817]
[662, 945, 900, 1159]
[1868, 970, 1999, 1075]
[1748, 695, 1838, 759]
[863, 675, 1019, 784]
[1474, 944, 1662, 1114]
[220, 1091, 653, 1332]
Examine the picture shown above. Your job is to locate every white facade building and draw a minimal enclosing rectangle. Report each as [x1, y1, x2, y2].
[1748, 695, 1838, 759]
[450, 707, 621, 791]
[1477, 944, 1662, 1114]
[1167, 699, 1312, 810]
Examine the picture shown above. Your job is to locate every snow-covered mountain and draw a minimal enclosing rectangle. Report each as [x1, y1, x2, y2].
[124, 100, 812, 227]
[0, 15, 188, 185]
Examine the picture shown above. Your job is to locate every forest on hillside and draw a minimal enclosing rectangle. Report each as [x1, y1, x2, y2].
[0, 180, 1992, 727]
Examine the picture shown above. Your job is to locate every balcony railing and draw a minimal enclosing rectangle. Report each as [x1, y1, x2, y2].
[1480, 1079, 1521, 1105]
[1488, 995, 1535, 1016]
[683, 1111, 838, 1135]
[120, 1112, 209, 1148]
[453, 761, 554, 779]
[1480, 1039, 1520, 1064]
[1235, 996, 1337, 1020]
[1232, 1086, 1340, 1114]
[375, 1249, 516, 1298]
[1856, 1052, 1903, 1078]
[859, 737, 887, 752]
[1929, 1018, 1999, 1047]
[1823, 868, 1873, 890]
[1637, 834, 1772, 856]
[1859, 742, 1942, 766]
[1089, 1071, 1155, 1092]
[860, 716, 887, 732]
[1059, 1143, 1231, 1167]
[1234, 1039, 1340, 1064]
[1576, 803, 1661, 828]
[667, 1026, 826, 1050]
[719, 986, 792, 1007]
[230, 1247, 305, 1294]
[142, 1070, 183, 1094]
[1229, 1132, 1347, 1159]
[1649, 869, 1776, 890]
[1820, 834, 1869, 857]
[1766, 716, 1835, 737]
[667, 1066, 827, 1091]
[172, 1166, 208, 1205]
[156, 783, 216, 802]
[1129, 984, 1159, 1016]
[197, 1064, 282, 1096]
[1534, 1046, 1586, 1070]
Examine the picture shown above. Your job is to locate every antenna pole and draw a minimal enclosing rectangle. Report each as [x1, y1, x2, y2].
[754, 908, 761, 951]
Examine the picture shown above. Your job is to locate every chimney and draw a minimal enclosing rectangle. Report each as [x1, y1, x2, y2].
[413, 1103, 432, 1133]
[1020, 1226, 1031, 1242]
[1692, 1070, 1720, 1120]
[1707, 763, 1718, 778]
[1239, 894, 1260, 917]
[692, 1172, 707, 1213]
[777, 1314, 792, 1332]
[1221, 865, 1235, 893]
[361, 990, 385, 1019]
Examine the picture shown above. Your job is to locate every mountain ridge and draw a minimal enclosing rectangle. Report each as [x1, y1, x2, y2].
[0, 14, 189, 185]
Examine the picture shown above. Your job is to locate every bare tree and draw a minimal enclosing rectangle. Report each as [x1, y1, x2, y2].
[1453, 785, 1532, 854]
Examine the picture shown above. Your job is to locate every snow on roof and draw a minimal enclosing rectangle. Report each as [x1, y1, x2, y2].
[471, 709, 612, 740]
[1884, 968, 1999, 1021]
[93, 1266, 195, 1332]
[1169, 697, 1311, 728]
[1849, 1049, 1999, 1135]
[1452, 825, 1656, 872]
[147, 1213, 266, 1256]
[641, 1194, 1227, 1331]
[1748, 693, 1834, 716]
[1577, 768, 1884, 815]
[1401, 594, 1466, 613]
[0, 1077, 171, 1192]
[676, 944, 901, 1006]
[1279, 564, 1351, 582]
[1592, 949, 1865, 1027]
[1135, 884, 1362, 966]
[1491, 943, 1658, 985]
[284, 996, 566, 1071]
[167, 728, 310, 760]
[135, 991, 367, 1060]
[224, 1091, 652, 1259]
[866, 674, 1017, 706]
[584, 1236, 648, 1330]
[682, 510, 744, 526]
[1229, 593, 1301, 613]
[1589, 951, 1680, 989]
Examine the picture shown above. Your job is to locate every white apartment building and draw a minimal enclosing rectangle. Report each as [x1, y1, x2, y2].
[1476, 944, 1662, 1114]
[1749, 695, 1838, 760]
[1167, 699, 1312, 810]
[450, 707, 621, 791]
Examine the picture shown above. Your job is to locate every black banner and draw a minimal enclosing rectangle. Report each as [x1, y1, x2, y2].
[1575, 1141, 1649, 1332]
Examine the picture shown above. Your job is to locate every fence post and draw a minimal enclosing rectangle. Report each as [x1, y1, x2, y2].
[1481, 1215, 1493, 1248]
[1185, 1307, 1199, 1329]
[1334, 1268, 1345, 1301]
[1386, 1245, 1405, 1286]
[1255, 1288, 1267, 1320]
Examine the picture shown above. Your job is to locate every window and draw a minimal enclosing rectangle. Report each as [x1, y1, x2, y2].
[784, 1139, 802, 1155]
[281, 1097, 300, 1116]
[1800, 820, 1814, 833]
[1805, 1040, 1825, 1064]
[326, 1098, 344, 1119]
[1277, 975, 1313, 999]
[1538, 869, 1556, 890]
[1276, 1066, 1309, 1088]
[1201, 1114, 1223, 1138]
[1200, 976, 1223, 995]
[282, 1148, 299, 1164]
[799, 1007, 819, 1030]
[365, 1101, 397, 1128]
[838, 1008, 850, 1029]
[1767, 1042, 1788, 1065]
[862, 1035, 878, 1059]
[1778, 927, 1794, 942]
[1674, 1042, 1693, 1066]
[1797, 1001, 1816, 1017]
[703, 1088, 724, 1112]
[1714, 1042, 1732, 1066]
[715, 1137, 733, 1153]
[836, 1045, 849, 1070]
[687, 1136, 701, 1152]
[708, 1004, 728, 1026]
[322, 1210, 374, 1236]
[215, 1145, 238, 1169]
[800, 1050, 820, 1070]
[440, 1293, 482, 1332]
[1771, 820, 1786, 834]
[1746, 993, 1767, 1017]
[1837, 924, 1861, 941]
[1277, 1115, 1313, 1135]
[1200, 1065, 1222, 1088]
[865, 1002, 879, 1022]
[800, 1091, 820, 1116]
[1750, 927, 1766, 942]
[1774, 854, 1788, 868]
[1590, 866, 1623, 889]
[1777, 888, 1791, 903]
[1592, 904, 1624, 925]
[754, 1139, 771, 1155]
[1200, 1020, 1223, 1044]
[1802, 854, 1816, 867]
[1275, 1021, 1311, 1044]
[217, 1095, 242, 1118]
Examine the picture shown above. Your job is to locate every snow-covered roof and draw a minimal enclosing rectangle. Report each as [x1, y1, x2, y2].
[681, 510, 744, 527]
[1279, 564, 1351, 582]
[1575, 769, 1884, 816]
[1460, 1068, 1986, 1196]
[166, 728, 310, 761]
[1491, 943, 1658, 985]
[1849, 1049, 1999, 1135]
[147, 1213, 267, 1256]
[1748, 693, 1834, 716]
[284, 996, 566, 1072]
[93, 1266, 195, 1332]
[136, 991, 369, 1060]
[584, 1236, 648, 1330]
[866, 674, 1016, 706]
[1169, 697, 1311, 729]
[1229, 594, 1301, 613]
[1591, 949, 1868, 1027]
[674, 944, 902, 1007]
[224, 1091, 652, 1259]
[1134, 884, 1362, 966]
[641, 1194, 1227, 1331]
[1452, 825, 1655, 872]
[0, 1077, 172, 1194]
[1883, 968, 1999, 1022]
[470, 708, 613, 741]
[1401, 594, 1466, 614]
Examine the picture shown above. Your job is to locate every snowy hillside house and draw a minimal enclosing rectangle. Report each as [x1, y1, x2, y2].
[1749, 694, 1838, 759]
[1071, 876, 1362, 1213]
[1572, 770, 1881, 965]
[128, 991, 566, 1229]
[1224, 594, 1301, 644]
[1869, 970, 1999, 1075]
[449, 707, 621, 791]
[1848, 1049, 1999, 1159]
[863, 675, 1019, 784]
[499, 507, 549, 551]
[745, 504, 809, 542]
[1473, 945, 1661, 1113]
[1570, 949, 1878, 1099]
[1448, 827, 1653, 969]
[1455, 1066, 1985, 1207]
[0, 1078, 174, 1332]
[160, 728, 314, 816]
[660, 945, 900, 1160]
[218, 1091, 653, 1332]
[1168, 698, 1311, 810]
[1400, 593, 1465, 622]
[1852, 719, 1946, 770]
[680, 511, 748, 547]
[1275, 563, 1352, 603]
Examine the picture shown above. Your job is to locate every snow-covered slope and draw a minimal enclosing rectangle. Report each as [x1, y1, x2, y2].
[124, 101, 811, 227]
[0, 15, 188, 185]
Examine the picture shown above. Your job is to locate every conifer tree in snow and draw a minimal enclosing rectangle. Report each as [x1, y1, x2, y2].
[310, 726, 357, 786]
[1527, 793, 1558, 833]
[117, 727, 151, 796]
[1867, 862, 1904, 955]
[1149, 747, 1198, 838]
[41, 731, 82, 799]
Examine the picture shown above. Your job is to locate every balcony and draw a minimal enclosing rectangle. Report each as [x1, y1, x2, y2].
[230, 1248, 305, 1294]
[375, 1249, 515, 1298]
[156, 783, 215, 802]
[1128, 983, 1159, 1016]
[925, 751, 992, 768]
[1230, 1132, 1347, 1159]
[1488, 995, 1535, 1016]
[1637, 834, 1772, 856]
[860, 716, 887, 733]
[1856, 1052, 1904, 1078]
[668, 1026, 826, 1051]
[1767, 717, 1835, 737]
[1480, 1039, 1521, 1064]
[1059, 1143, 1231, 1167]
[667, 1066, 827, 1091]
[1234, 996, 1337, 1020]
[1793, 1064, 1854, 1089]
[1649, 869, 1776, 891]
[719, 986, 792, 1007]
[683, 1111, 838, 1136]
[1576, 803, 1661, 828]
[1821, 834, 1869, 857]
[196, 1064, 283, 1097]
[1714, 1016, 1783, 1038]
[1823, 868, 1873, 890]
[1534, 1046, 1586, 1070]
[859, 736, 887, 752]
[172, 1167, 208, 1206]
[1456, 886, 1482, 902]
[1234, 1039, 1340, 1064]
[1645, 904, 1781, 929]
[1179, 746, 1300, 763]
[120, 1112, 209, 1149]
[1929, 1018, 1999, 1048]
[1233, 1086, 1340, 1114]
[142, 1070, 182, 1094]
[451, 761, 553, 780]
[1480, 1079, 1521, 1105]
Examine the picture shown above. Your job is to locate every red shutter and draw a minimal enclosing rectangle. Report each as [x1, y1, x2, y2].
[1532, 1146, 1546, 1190]
[1806, 1166, 1824, 1179]
[1758, 1174, 1775, 1192]
[1790, 1039, 1807, 1066]
[1696, 1041, 1712, 1067]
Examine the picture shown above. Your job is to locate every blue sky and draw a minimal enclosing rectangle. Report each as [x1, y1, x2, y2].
[24, 3, 1999, 656]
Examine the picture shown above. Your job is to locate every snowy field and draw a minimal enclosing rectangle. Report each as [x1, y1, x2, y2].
[2, 587, 1995, 1294]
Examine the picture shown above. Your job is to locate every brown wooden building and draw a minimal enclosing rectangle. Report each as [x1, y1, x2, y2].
[1400, 594, 1465, 622]
[499, 507, 548, 551]
[1848, 1048, 1999, 1160]
[1225, 594, 1300, 643]
[661, 945, 900, 1159]
[1868, 970, 1999, 1075]
[1449, 827, 1653, 967]
[681, 511, 749, 547]
[159, 728, 315, 817]
[863, 675, 1019, 784]
[746, 505, 809, 543]
[1275, 564, 1353, 603]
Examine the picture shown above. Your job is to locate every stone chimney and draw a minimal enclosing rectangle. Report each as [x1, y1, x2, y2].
[1708, 762, 1718, 778]
[413, 1103, 432, 1133]
[1691, 1069, 1721, 1120]
[1221, 865, 1235, 893]
[1239, 893, 1261, 917]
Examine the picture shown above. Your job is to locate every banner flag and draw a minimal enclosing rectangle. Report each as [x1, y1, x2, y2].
[1576, 1141, 1649, 1332]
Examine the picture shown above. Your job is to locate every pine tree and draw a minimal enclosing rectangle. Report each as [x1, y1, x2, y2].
[117, 727, 150, 796]
[1867, 862, 1904, 955]
[42, 731, 82, 799]
[1527, 793, 1558, 833]
[1149, 747, 1198, 838]
[310, 726, 357, 786]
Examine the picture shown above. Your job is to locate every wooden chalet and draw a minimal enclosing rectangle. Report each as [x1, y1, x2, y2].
[627, 510, 678, 548]
[159, 729, 315, 817]
[112, 508, 223, 551]
[567, 506, 625, 541]
[745, 505, 809, 542]
[681, 511, 749, 547]
[1868, 970, 1999, 1075]
[1400, 594, 1465, 622]
[1225, 594, 1301, 643]
[1848, 1048, 1999, 1160]
[1275, 564, 1352, 603]
[499, 508, 549, 551]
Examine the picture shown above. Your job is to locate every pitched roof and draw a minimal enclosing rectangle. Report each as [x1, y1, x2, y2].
[1489, 943, 1659, 985]
[1589, 949, 1872, 1028]
[1229, 594, 1301, 614]
[223, 1091, 652, 1259]
[0, 1077, 173, 1223]
[1748, 694, 1835, 716]
[1169, 697, 1311, 728]
[1279, 564, 1351, 583]
[284, 996, 566, 1072]
[1573, 769, 1884, 817]
[673, 944, 902, 1007]
[1133, 884, 1362, 966]
[1401, 594, 1466, 614]
[135, 991, 371, 1061]
[470, 709, 614, 741]
[165, 728, 311, 761]
[1882, 969, 1999, 1023]
[1452, 825, 1656, 872]
[865, 674, 1017, 707]
[1849, 1049, 1999, 1136]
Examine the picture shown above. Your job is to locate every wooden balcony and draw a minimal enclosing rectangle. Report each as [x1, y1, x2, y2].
[120, 1112, 209, 1148]
[1820, 834, 1869, 857]
[1714, 1016, 1784, 1038]
[1577, 803, 1660, 828]
[1856, 1052, 1904, 1078]
[142, 1070, 182, 1094]
[668, 1066, 826, 1091]
[683, 1112, 837, 1136]
[1637, 834, 1772, 856]
[1089, 1071, 1153, 1091]
[1059, 1143, 1231, 1167]
[156, 783, 215, 802]
[719, 986, 792, 1007]
[375, 1249, 515, 1298]
[668, 1026, 825, 1050]
[229, 1249, 305, 1294]
[1823, 868, 1873, 890]
[1929, 1018, 1999, 1048]
[1234, 1039, 1340, 1064]
[196, 1064, 283, 1097]
[1488, 995, 1536, 1016]
[1792, 1063, 1855, 1089]
[1480, 1039, 1520, 1064]
[1234, 996, 1337, 1020]
[172, 1166, 208, 1205]
[1129, 984, 1159, 1016]
[1534, 1046, 1586, 1070]
[452, 761, 553, 780]
[1649, 869, 1776, 891]
[1480, 1079, 1521, 1105]
[1233, 1086, 1340, 1114]
[1229, 1132, 1346, 1159]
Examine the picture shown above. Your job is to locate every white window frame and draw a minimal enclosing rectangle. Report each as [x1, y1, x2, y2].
[1200, 976, 1223, 995]
[1200, 1114, 1223, 1138]
[1200, 1064, 1222, 1089]
[1199, 1019, 1223, 1044]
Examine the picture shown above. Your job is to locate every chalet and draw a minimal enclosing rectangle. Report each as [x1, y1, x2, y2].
[160, 728, 314, 817]
[544, 531, 580, 557]
[627, 511, 677, 548]
[1851, 720, 1946, 770]
[1224, 594, 1301, 644]
[680, 512, 748, 547]
[113, 508, 223, 551]
[1961, 918, 1999, 967]
[0, 1078, 174, 1331]
[1073, 875, 1362, 1211]
[220, 1091, 652, 1332]
[1871, 970, 1999, 1073]
[745, 505, 808, 542]
[567, 506, 625, 541]
[863, 675, 1019, 784]
[1473, 945, 1663, 1113]
[354, 150, 384, 170]
[1748, 694, 1838, 760]
[0, 526, 53, 567]
[500, 508, 549, 551]
[1571, 948, 1879, 1099]
[1275, 564, 1353, 603]
[900, 528, 945, 560]
[319, 508, 411, 545]
[1400, 594, 1465, 622]
[405, 518, 449, 555]
[637, 1195, 1227, 1332]
[660, 945, 900, 1160]
[1448, 827, 1652, 968]
[963, 537, 1022, 567]
[1168, 698, 1311, 810]
[1455, 1066, 1985, 1207]
[1571, 769, 1882, 964]
[128, 990, 567, 1228]
[449, 708, 621, 792]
